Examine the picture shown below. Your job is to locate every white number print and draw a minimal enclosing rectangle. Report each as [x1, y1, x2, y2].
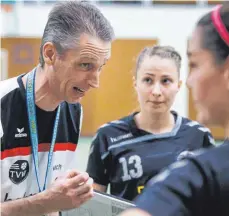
[119, 155, 143, 181]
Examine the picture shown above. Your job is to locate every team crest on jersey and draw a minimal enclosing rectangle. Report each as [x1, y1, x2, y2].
[9, 160, 29, 184]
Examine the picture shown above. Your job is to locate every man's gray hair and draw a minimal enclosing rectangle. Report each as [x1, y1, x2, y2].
[39, 1, 115, 67]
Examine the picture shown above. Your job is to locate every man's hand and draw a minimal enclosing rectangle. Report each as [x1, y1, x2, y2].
[1, 170, 94, 216]
[43, 170, 94, 212]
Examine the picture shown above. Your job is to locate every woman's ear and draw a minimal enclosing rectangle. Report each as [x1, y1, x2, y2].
[178, 80, 182, 91]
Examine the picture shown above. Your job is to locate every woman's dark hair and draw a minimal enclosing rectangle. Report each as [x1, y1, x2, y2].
[197, 4, 229, 65]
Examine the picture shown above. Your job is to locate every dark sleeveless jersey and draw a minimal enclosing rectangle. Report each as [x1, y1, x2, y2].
[86, 112, 214, 201]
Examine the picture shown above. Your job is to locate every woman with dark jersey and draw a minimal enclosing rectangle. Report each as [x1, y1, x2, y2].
[86, 45, 214, 201]
[120, 4, 229, 216]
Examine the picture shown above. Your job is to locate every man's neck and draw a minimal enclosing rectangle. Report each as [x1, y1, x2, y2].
[22, 66, 62, 111]
[135, 111, 175, 134]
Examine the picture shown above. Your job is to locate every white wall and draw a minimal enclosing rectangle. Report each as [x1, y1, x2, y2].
[1, 5, 214, 117]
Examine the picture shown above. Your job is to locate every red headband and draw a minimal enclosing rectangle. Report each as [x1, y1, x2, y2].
[211, 4, 229, 46]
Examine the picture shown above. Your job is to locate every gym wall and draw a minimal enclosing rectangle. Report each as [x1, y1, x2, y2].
[1, 4, 224, 139]
[1, 37, 157, 136]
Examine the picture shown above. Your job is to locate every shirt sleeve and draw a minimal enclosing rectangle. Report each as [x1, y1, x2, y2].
[0, 120, 3, 138]
[86, 130, 110, 186]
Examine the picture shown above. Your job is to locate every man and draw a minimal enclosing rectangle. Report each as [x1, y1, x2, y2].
[0, 1, 114, 215]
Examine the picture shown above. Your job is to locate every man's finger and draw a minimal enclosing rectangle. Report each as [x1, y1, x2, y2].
[78, 188, 94, 202]
[66, 169, 81, 178]
[75, 181, 93, 196]
[86, 177, 94, 185]
[68, 172, 89, 188]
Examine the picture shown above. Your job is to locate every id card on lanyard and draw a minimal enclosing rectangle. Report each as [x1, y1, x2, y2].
[26, 68, 61, 192]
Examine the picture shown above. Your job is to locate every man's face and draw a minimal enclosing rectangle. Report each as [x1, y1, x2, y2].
[43, 34, 111, 103]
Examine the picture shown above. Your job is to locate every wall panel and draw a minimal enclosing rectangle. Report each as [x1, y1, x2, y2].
[1, 37, 158, 136]
[1, 38, 40, 78]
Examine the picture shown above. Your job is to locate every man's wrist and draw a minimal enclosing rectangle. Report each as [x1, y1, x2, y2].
[1, 190, 53, 216]
[28, 190, 52, 215]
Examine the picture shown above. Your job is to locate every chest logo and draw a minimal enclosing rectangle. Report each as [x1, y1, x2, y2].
[9, 160, 29, 184]
[15, 128, 27, 138]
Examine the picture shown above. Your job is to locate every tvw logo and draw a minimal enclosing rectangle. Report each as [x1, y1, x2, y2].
[9, 160, 29, 184]
[15, 128, 27, 138]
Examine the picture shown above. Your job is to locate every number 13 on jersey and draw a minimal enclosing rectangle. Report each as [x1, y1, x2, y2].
[119, 155, 143, 181]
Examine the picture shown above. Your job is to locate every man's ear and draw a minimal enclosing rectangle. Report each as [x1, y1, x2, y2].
[42, 42, 57, 66]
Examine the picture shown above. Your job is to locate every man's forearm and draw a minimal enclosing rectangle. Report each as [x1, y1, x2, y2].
[1, 191, 50, 216]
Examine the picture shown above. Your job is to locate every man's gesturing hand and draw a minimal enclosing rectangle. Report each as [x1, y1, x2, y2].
[43, 170, 94, 213]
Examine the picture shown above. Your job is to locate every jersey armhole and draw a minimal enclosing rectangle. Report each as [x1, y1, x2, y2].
[0, 120, 3, 138]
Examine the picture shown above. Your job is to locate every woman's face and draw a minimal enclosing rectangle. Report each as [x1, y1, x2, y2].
[134, 55, 181, 115]
[186, 26, 229, 127]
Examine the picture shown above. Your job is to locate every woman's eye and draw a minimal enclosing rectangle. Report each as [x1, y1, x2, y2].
[162, 78, 172, 84]
[143, 77, 152, 84]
